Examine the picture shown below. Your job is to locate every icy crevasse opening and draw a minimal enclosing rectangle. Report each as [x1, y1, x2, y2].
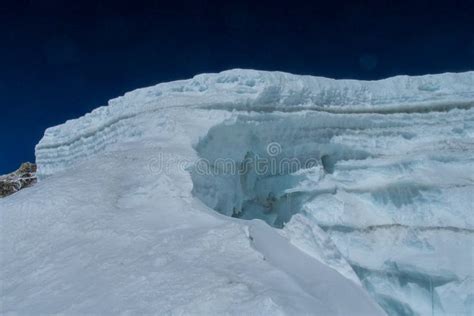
[191, 112, 371, 228]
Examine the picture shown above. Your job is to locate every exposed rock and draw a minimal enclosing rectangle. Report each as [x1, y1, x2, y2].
[0, 162, 37, 198]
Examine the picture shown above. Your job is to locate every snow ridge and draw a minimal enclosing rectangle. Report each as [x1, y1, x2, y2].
[36, 69, 474, 178]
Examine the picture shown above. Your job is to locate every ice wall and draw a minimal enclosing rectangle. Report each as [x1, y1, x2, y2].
[191, 108, 474, 315]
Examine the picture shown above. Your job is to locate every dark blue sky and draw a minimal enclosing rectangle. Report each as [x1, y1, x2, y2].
[1, 0, 473, 174]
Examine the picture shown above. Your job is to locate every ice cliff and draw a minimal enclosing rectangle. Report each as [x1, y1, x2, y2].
[1, 69, 473, 315]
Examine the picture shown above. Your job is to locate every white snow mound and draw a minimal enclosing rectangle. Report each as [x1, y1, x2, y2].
[2, 69, 473, 315]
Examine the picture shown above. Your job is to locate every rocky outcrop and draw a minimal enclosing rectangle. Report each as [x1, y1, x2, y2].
[0, 162, 37, 198]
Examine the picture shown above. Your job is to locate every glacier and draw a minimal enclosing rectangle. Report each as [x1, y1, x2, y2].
[1, 69, 473, 315]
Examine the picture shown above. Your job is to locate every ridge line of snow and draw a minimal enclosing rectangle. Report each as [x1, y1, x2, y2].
[35, 69, 474, 178]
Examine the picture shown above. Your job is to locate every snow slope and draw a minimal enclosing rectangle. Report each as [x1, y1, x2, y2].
[2, 69, 474, 315]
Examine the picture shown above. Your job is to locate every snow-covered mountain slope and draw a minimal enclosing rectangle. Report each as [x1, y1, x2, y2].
[2, 69, 473, 315]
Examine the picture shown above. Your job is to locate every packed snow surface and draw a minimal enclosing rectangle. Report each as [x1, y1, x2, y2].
[2, 69, 474, 315]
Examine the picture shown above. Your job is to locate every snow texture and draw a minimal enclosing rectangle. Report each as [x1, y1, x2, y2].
[2, 69, 473, 315]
